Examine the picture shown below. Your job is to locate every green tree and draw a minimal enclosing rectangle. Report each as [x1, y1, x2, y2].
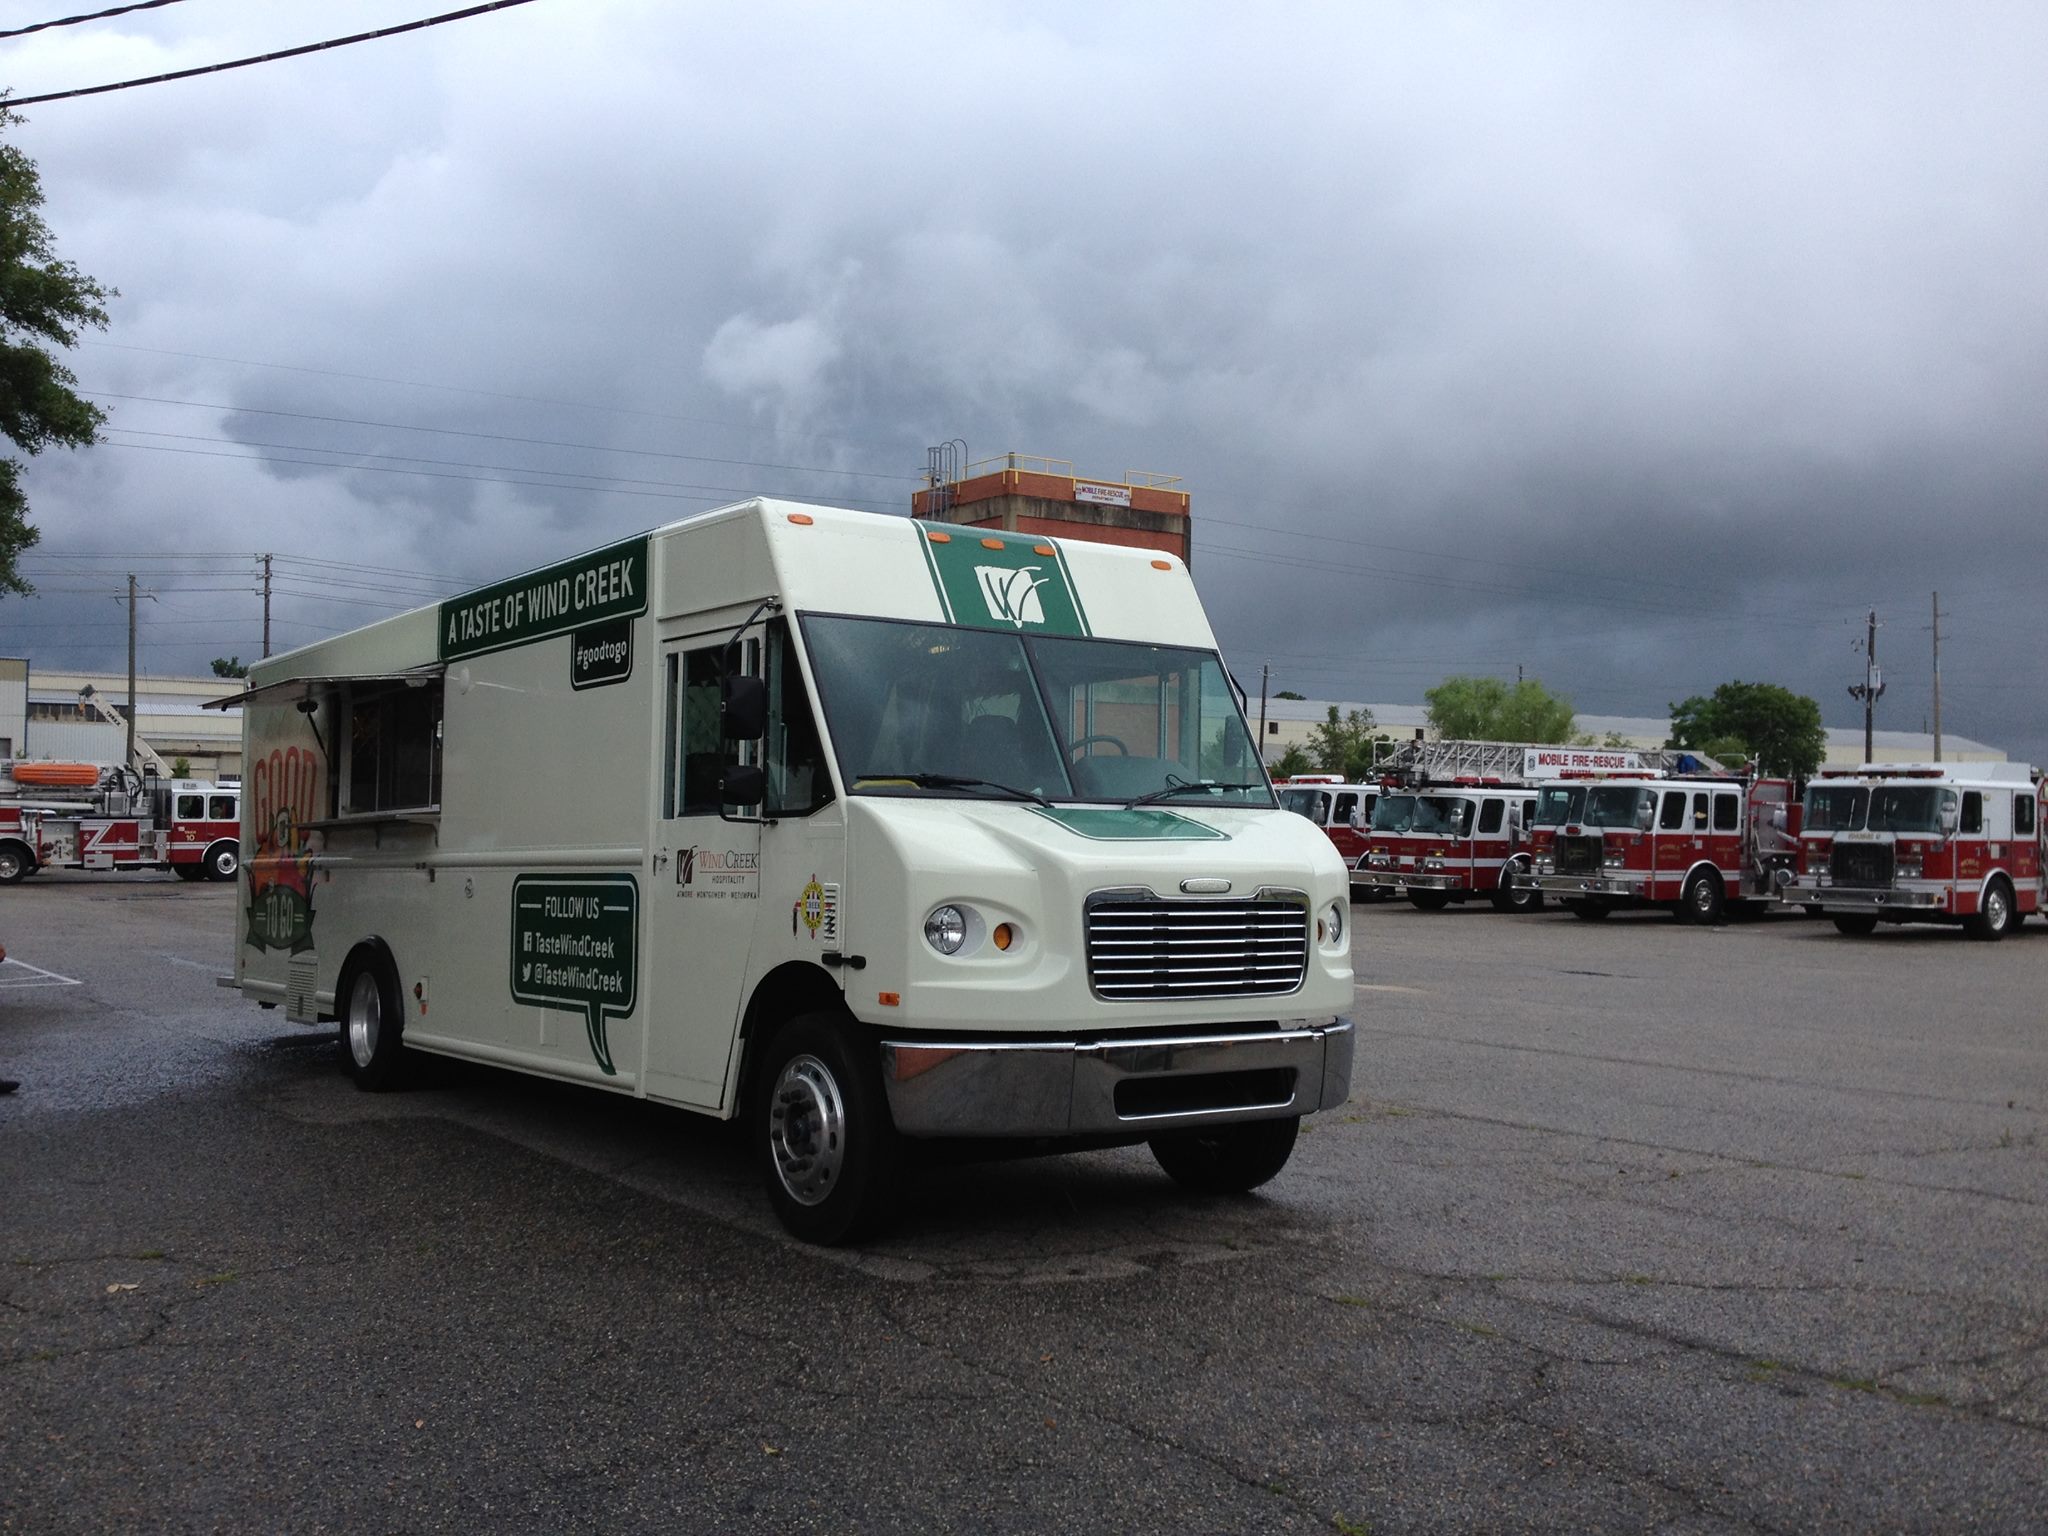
[0, 104, 113, 596]
[1274, 690, 1306, 700]
[1308, 705, 1378, 776]
[210, 656, 248, 678]
[1271, 745, 1313, 778]
[1424, 676, 1576, 743]
[1667, 681, 1825, 778]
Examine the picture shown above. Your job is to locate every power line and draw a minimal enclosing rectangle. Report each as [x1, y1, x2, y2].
[8, 0, 543, 108]
[0, 0, 184, 40]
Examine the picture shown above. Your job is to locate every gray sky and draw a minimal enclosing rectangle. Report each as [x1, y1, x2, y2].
[6, 1, 2045, 759]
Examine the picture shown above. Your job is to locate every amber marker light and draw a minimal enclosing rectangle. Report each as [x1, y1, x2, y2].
[787, 512, 814, 525]
[878, 991, 902, 1007]
[1032, 544, 1055, 556]
[992, 923, 1015, 951]
[1150, 559, 1173, 570]
[980, 537, 1005, 549]
[926, 531, 951, 543]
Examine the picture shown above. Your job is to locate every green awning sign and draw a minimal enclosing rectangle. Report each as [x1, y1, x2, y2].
[915, 523, 1091, 637]
[510, 873, 639, 1076]
[441, 536, 649, 662]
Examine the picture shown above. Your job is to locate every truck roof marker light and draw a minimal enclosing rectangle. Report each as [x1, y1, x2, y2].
[787, 512, 814, 525]
[1151, 559, 1172, 570]
[1032, 544, 1056, 556]
[878, 991, 901, 1007]
[980, 537, 1005, 550]
[926, 531, 951, 544]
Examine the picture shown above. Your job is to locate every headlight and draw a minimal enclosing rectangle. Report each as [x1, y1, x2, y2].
[1603, 853, 1624, 869]
[1536, 856, 1553, 873]
[924, 904, 967, 954]
[1423, 857, 1444, 872]
[1897, 848, 1923, 877]
[1317, 900, 1345, 947]
[1369, 851, 1390, 866]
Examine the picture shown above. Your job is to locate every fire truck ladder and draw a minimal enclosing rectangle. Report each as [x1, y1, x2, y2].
[75, 687, 168, 775]
[1379, 739, 1724, 785]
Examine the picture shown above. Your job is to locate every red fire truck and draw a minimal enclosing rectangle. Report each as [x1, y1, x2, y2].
[1274, 775, 1381, 897]
[1522, 766, 1797, 922]
[151, 779, 244, 881]
[0, 765, 241, 882]
[1355, 779, 1541, 911]
[1788, 762, 2045, 939]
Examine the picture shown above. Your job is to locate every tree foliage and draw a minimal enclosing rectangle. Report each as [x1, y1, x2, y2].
[1273, 690, 1306, 700]
[210, 656, 248, 678]
[1307, 705, 1389, 781]
[0, 104, 114, 597]
[1270, 745, 1313, 779]
[1667, 681, 1826, 778]
[1424, 676, 1576, 743]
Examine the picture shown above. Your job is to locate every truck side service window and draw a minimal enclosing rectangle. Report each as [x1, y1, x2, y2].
[1477, 798, 1504, 835]
[1659, 792, 1685, 830]
[1714, 794, 1739, 831]
[342, 681, 443, 814]
[208, 795, 237, 820]
[1962, 791, 1983, 835]
[176, 793, 205, 819]
[2018, 794, 2036, 837]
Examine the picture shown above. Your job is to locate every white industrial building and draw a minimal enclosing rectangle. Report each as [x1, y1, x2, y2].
[0, 661, 246, 781]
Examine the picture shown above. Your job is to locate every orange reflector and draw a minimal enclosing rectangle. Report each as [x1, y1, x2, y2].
[1032, 544, 1055, 556]
[878, 991, 901, 1007]
[992, 923, 1014, 951]
[1151, 559, 1172, 570]
[926, 531, 951, 543]
[980, 537, 1005, 549]
[787, 512, 814, 525]
[891, 1045, 963, 1081]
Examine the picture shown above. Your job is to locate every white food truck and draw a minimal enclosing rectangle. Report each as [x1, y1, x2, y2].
[222, 500, 1355, 1242]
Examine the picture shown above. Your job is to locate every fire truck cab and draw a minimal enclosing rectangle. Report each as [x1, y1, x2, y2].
[153, 779, 244, 882]
[1274, 775, 1380, 893]
[1523, 772, 1798, 923]
[1354, 780, 1541, 912]
[1789, 763, 2044, 940]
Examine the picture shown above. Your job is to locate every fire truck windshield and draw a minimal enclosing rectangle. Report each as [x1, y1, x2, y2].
[1583, 786, 1655, 827]
[1371, 794, 1472, 835]
[1803, 784, 1869, 832]
[1532, 787, 1583, 826]
[1866, 784, 1950, 833]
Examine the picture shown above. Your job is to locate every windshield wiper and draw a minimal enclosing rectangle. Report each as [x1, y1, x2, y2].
[1125, 777, 1266, 809]
[858, 771, 1051, 807]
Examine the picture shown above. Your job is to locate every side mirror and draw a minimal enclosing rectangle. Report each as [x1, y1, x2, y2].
[1939, 801, 1959, 837]
[1636, 804, 1655, 831]
[721, 762, 765, 806]
[721, 675, 767, 741]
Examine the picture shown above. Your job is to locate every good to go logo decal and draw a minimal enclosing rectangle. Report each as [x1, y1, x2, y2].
[916, 523, 1091, 637]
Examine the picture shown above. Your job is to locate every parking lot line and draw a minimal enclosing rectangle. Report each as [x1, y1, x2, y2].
[0, 957, 83, 989]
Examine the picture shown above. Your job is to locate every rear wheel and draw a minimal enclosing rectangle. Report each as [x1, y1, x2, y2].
[756, 1011, 899, 1245]
[337, 946, 407, 1091]
[1831, 914, 1879, 936]
[204, 842, 239, 882]
[173, 863, 203, 881]
[1966, 878, 2015, 942]
[1407, 888, 1452, 912]
[1676, 871, 1725, 925]
[1149, 1116, 1300, 1194]
[0, 841, 31, 884]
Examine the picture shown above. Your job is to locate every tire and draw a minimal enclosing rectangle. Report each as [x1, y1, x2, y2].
[1831, 914, 1879, 936]
[1966, 878, 2015, 943]
[173, 863, 203, 882]
[755, 1011, 899, 1245]
[1676, 871, 1724, 926]
[1490, 864, 1543, 913]
[1407, 888, 1452, 912]
[0, 841, 34, 884]
[1565, 899, 1610, 920]
[337, 945, 407, 1091]
[1149, 1115, 1300, 1194]
[204, 842, 239, 882]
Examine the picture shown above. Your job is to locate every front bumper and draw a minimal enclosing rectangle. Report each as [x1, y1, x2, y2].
[1789, 879, 1945, 911]
[1354, 868, 1462, 892]
[1530, 873, 1643, 899]
[879, 1018, 1355, 1138]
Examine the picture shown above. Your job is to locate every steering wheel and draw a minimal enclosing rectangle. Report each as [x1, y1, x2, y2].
[1068, 733, 1129, 759]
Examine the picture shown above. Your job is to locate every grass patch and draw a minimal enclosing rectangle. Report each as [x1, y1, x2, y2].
[132, 1250, 165, 1261]
[1456, 1321, 1498, 1339]
[1744, 1359, 1783, 1382]
[1332, 1294, 1372, 1309]
[195, 1271, 237, 1288]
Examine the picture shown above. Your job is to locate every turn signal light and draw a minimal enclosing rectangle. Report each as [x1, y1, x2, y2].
[992, 923, 1015, 951]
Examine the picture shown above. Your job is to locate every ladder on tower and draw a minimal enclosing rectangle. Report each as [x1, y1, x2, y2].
[1378, 738, 1724, 786]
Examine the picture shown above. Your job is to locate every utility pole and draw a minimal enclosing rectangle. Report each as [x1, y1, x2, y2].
[1847, 607, 1885, 764]
[262, 552, 273, 658]
[1258, 663, 1270, 767]
[125, 572, 137, 773]
[1930, 590, 1942, 763]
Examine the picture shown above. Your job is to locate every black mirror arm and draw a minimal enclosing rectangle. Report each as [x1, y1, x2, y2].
[720, 595, 782, 676]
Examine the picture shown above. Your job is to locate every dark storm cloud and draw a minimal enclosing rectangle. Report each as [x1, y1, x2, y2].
[3, 2, 2043, 756]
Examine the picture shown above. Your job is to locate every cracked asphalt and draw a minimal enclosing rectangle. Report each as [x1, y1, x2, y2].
[3, 875, 2044, 1533]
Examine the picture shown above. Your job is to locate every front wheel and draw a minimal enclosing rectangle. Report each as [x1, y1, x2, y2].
[755, 1012, 899, 1245]
[1149, 1116, 1300, 1194]
[1832, 914, 1879, 936]
[1407, 888, 1452, 912]
[1565, 899, 1611, 920]
[1490, 866, 1543, 913]
[1676, 871, 1725, 925]
[1966, 879, 2015, 942]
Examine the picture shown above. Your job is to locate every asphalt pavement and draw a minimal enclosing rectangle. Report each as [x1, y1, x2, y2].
[2, 875, 2044, 1533]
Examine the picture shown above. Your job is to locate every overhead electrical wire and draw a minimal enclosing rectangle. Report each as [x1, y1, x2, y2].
[8, 0, 543, 108]
[0, 0, 184, 40]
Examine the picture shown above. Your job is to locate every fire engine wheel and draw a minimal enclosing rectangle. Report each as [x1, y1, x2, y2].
[1831, 914, 1879, 936]
[755, 1012, 899, 1245]
[1676, 871, 1725, 926]
[1150, 1115, 1301, 1195]
[1407, 889, 1452, 912]
[204, 843, 239, 882]
[1565, 899, 1611, 920]
[0, 841, 31, 884]
[1967, 879, 2016, 943]
[337, 946, 406, 1091]
[1490, 868, 1542, 913]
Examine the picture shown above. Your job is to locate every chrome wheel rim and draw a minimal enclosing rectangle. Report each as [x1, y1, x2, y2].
[1691, 880, 1714, 915]
[0, 849, 18, 880]
[347, 972, 381, 1068]
[1987, 887, 2010, 931]
[768, 1053, 846, 1207]
[214, 849, 239, 878]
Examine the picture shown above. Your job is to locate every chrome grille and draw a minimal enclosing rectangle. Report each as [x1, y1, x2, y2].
[1086, 897, 1308, 1001]
[1555, 835, 1603, 876]
[1830, 842, 1894, 890]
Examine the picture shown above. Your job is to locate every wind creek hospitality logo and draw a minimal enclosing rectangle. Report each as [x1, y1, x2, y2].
[976, 565, 1051, 628]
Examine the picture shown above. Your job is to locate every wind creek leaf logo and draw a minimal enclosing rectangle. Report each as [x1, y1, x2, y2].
[799, 876, 825, 936]
[976, 565, 1050, 628]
